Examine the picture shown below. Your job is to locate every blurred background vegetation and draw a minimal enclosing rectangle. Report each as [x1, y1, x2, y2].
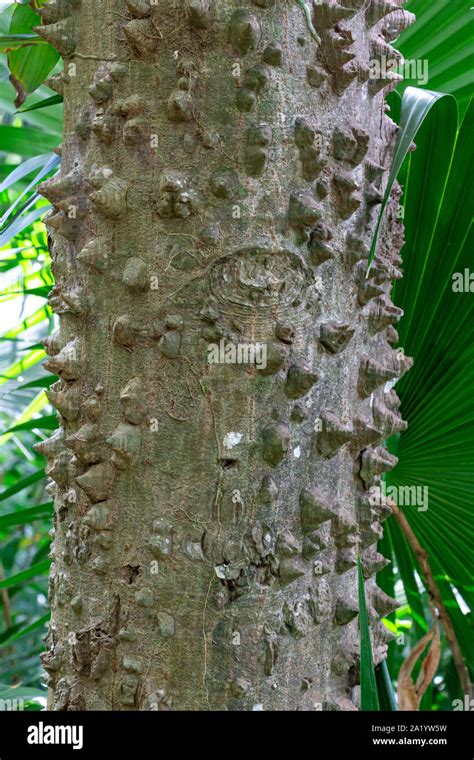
[0, 0, 472, 710]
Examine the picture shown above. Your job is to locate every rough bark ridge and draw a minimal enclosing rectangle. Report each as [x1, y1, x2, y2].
[37, 0, 414, 711]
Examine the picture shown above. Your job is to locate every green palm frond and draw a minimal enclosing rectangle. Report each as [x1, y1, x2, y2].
[379, 99, 474, 701]
[398, 0, 473, 113]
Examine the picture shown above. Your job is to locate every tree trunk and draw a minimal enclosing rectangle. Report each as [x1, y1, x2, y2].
[36, 0, 414, 711]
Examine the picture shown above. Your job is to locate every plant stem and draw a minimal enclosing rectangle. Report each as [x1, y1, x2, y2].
[389, 499, 473, 701]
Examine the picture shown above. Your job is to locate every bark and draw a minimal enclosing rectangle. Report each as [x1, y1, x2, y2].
[36, 0, 414, 711]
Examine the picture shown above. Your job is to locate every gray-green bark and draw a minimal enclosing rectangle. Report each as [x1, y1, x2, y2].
[37, 0, 414, 711]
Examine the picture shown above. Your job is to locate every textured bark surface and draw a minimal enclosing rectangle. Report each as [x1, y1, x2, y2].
[37, 0, 414, 711]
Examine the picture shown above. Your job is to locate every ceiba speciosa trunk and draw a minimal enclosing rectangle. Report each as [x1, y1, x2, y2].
[36, 0, 414, 711]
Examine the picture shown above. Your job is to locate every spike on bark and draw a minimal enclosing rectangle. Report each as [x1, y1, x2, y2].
[371, 587, 399, 616]
[365, 0, 400, 25]
[124, 18, 159, 56]
[34, 18, 76, 57]
[300, 487, 338, 534]
[352, 415, 383, 450]
[315, 411, 352, 458]
[75, 462, 115, 503]
[229, 10, 261, 55]
[89, 177, 128, 219]
[122, 257, 148, 291]
[334, 595, 359, 625]
[125, 0, 151, 17]
[261, 422, 290, 467]
[43, 340, 80, 381]
[320, 322, 355, 354]
[372, 395, 407, 434]
[285, 360, 318, 399]
[368, 71, 403, 96]
[368, 294, 403, 334]
[308, 223, 334, 266]
[107, 423, 141, 469]
[279, 557, 306, 586]
[120, 377, 146, 424]
[66, 423, 103, 464]
[38, 173, 82, 204]
[34, 428, 65, 459]
[113, 315, 139, 349]
[381, 9, 416, 42]
[361, 548, 390, 578]
[77, 239, 109, 272]
[46, 382, 81, 422]
[335, 548, 358, 574]
[358, 355, 399, 397]
[332, 171, 361, 219]
[360, 446, 398, 486]
[45, 73, 68, 95]
[187, 0, 214, 29]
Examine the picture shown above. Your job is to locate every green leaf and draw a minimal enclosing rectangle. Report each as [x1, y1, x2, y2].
[0, 205, 49, 249]
[7, 4, 59, 107]
[0, 560, 50, 590]
[0, 502, 53, 530]
[358, 558, 380, 710]
[18, 93, 63, 113]
[0, 125, 59, 157]
[386, 517, 428, 640]
[0, 34, 45, 52]
[0, 383, 51, 447]
[388, 100, 474, 673]
[0, 153, 60, 228]
[0, 469, 45, 502]
[5, 285, 52, 299]
[376, 660, 398, 712]
[0, 81, 63, 135]
[0, 347, 46, 386]
[368, 86, 457, 269]
[10, 375, 57, 392]
[0, 613, 50, 648]
[0, 683, 46, 701]
[397, 0, 473, 113]
[0, 152, 53, 192]
[4, 414, 57, 435]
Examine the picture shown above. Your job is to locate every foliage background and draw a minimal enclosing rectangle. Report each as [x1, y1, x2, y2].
[0, 0, 472, 709]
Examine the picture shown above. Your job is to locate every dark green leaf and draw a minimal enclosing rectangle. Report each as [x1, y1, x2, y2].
[7, 4, 59, 107]
[0, 560, 50, 590]
[0, 502, 53, 530]
[0, 34, 45, 53]
[0, 152, 53, 193]
[4, 414, 57, 435]
[368, 87, 457, 269]
[18, 93, 63, 113]
[0, 469, 45, 502]
[359, 558, 380, 711]
[10, 376, 58, 392]
[0, 205, 48, 249]
[376, 660, 398, 712]
[0, 613, 50, 648]
[0, 125, 59, 157]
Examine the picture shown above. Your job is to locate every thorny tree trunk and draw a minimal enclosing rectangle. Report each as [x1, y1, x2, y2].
[36, 0, 415, 711]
